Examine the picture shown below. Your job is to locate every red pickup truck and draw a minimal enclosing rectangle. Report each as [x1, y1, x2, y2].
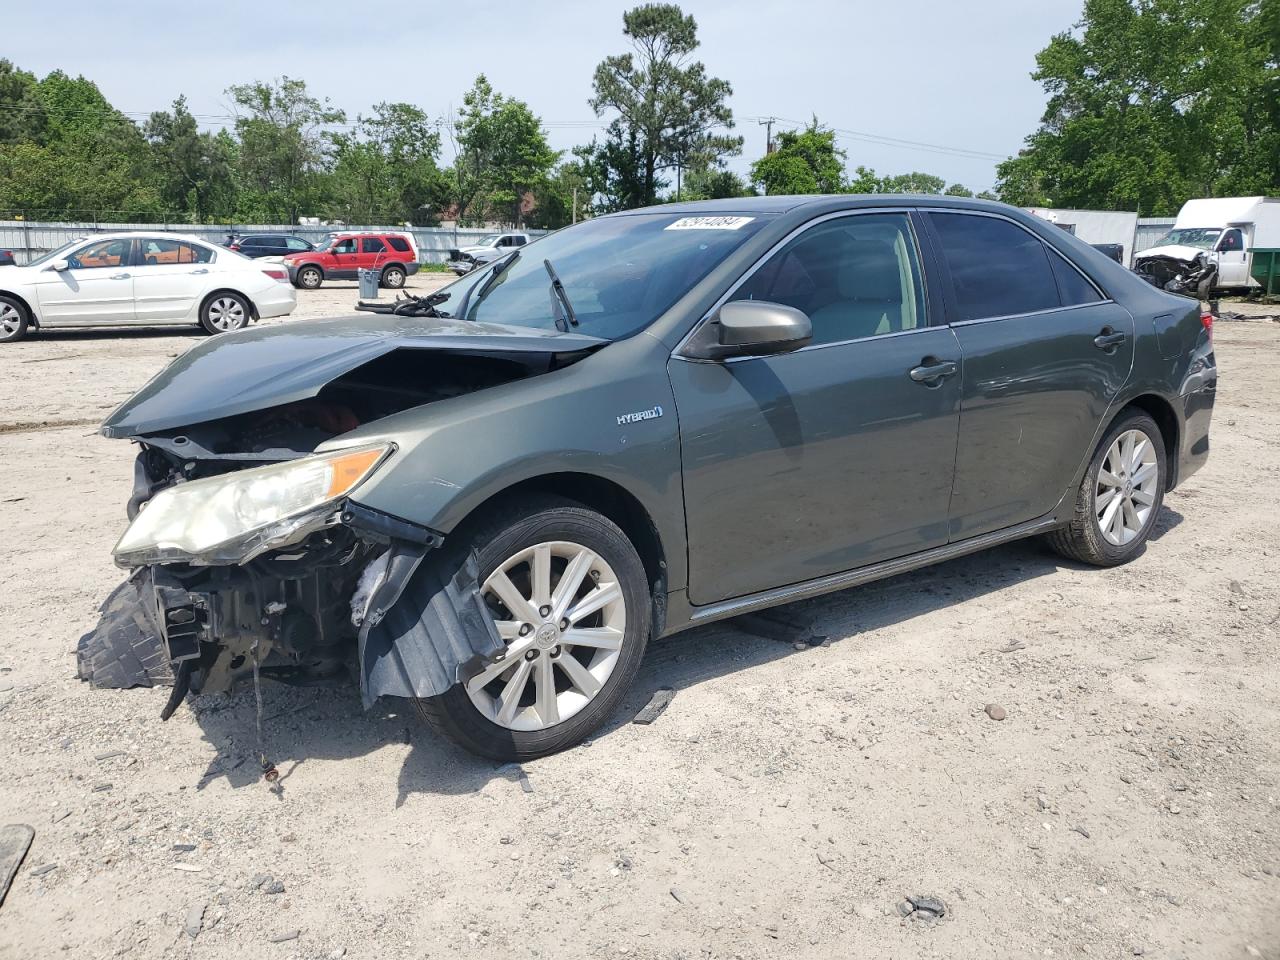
[282, 232, 420, 290]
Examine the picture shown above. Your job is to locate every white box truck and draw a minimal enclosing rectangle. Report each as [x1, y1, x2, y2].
[1133, 196, 1280, 292]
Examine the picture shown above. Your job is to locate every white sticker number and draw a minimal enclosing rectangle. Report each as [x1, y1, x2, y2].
[664, 216, 755, 231]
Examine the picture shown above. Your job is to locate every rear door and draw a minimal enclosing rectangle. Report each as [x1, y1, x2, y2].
[923, 210, 1135, 540]
[33, 237, 136, 323]
[360, 236, 388, 270]
[670, 210, 963, 604]
[132, 238, 216, 321]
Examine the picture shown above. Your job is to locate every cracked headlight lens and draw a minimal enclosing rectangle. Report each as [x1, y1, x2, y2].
[113, 444, 391, 567]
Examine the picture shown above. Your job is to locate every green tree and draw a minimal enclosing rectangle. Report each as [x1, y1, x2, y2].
[144, 96, 236, 221]
[679, 166, 753, 201]
[996, 0, 1278, 214]
[227, 77, 344, 223]
[451, 75, 558, 226]
[588, 3, 741, 208]
[750, 119, 846, 195]
[0, 60, 45, 145]
[877, 171, 947, 194]
[330, 102, 450, 224]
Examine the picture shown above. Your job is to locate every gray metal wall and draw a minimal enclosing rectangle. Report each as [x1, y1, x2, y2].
[0, 221, 549, 265]
[1134, 218, 1176, 254]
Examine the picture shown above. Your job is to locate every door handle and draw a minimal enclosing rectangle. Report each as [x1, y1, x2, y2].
[909, 359, 958, 383]
[189, 268, 209, 274]
[110, 273, 131, 280]
[1093, 329, 1126, 351]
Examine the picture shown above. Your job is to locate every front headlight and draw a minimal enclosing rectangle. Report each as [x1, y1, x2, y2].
[113, 444, 391, 567]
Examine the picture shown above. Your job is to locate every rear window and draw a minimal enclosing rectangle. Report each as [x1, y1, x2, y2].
[1048, 250, 1103, 306]
[387, 236, 411, 253]
[362, 237, 386, 253]
[928, 213, 1060, 321]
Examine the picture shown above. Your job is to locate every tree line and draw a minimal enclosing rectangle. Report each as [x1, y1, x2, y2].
[0, 0, 1274, 226]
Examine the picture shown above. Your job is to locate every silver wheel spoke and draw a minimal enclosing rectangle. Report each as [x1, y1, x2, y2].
[534, 655, 559, 725]
[551, 548, 594, 621]
[1108, 502, 1126, 543]
[567, 582, 621, 625]
[563, 626, 623, 651]
[495, 659, 533, 726]
[1098, 469, 1124, 489]
[557, 653, 602, 698]
[487, 568, 540, 624]
[531, 544, 552, 609]
[1131, 462, 1158, 488]
[467, 635, 536, 692]
[1131, 487, 1155, 507]
[1121, 497, 1140, 538]
[1096, 487, 1119, 511]
[496, 619, 524, 641]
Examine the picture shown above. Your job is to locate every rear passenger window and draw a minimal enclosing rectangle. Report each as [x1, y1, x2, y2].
[387, 236, 411, 253]
[928, 213, 1059, 321]
[1048, 251, 1103, 306]
[731, 213, 927, 346]
[362, 237, 386, 253]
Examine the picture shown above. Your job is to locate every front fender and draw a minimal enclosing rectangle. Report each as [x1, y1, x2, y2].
[329, 333, 690, 591]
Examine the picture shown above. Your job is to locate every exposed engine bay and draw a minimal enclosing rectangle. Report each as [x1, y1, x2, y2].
[1133, 251, 1218, 298]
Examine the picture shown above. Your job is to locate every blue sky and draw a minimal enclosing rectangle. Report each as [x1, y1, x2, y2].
[5, 0, 1085, 192]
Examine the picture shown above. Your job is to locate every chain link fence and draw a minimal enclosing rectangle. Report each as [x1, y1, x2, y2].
[0, 215, 546, 265]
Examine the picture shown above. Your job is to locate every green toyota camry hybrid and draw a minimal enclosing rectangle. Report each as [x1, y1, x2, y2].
[79, 195, 1217, 761]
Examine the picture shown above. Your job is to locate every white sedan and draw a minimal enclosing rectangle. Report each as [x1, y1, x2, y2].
[0, 232, 297, 343]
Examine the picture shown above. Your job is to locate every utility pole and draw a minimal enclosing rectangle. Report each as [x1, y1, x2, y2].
[758, 117, 777, 155]
[572, 187, 578, 225]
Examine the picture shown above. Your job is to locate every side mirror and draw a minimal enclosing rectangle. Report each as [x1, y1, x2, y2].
[689, 300, 812, 360]
[50, 259, 69, 272]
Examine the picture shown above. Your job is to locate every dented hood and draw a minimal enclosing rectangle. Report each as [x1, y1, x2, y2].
[101, 314, 605, 439]
[1133, 244, 1207, 264]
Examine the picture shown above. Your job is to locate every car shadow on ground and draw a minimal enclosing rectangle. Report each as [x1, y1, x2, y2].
[186, 508, 1185, 803]
[22, 325, 205, 342]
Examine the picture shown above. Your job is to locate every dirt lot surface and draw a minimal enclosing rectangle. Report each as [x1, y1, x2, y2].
[0, 289, 1277, 960]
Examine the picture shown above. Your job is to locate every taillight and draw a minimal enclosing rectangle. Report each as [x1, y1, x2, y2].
[262, 269, 288, 282]
[229, 244, 240, 251]
[1201, 311, 1213, 341]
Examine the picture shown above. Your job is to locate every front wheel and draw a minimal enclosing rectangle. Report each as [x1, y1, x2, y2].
[418, 498, 651, 761]
[200, 292, 251, 334]
[0, 296, 30, 343]
[296, 265, 323, 289]
[381, 265, 406, 289]
[1045, 409, 1166, 566]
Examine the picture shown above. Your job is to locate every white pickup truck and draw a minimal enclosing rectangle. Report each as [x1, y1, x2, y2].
[1133, 196, 1280, 293]
[445, 232, 531, 276]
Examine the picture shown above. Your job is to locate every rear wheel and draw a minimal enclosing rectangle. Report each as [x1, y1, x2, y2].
[418, 498, 651, 761]
[1046, 410, 1166, 566]
[381, 265, 406, 288]
[296, 265, 323, 289]
[0, 296, 30, 343]
[200, 292, 251, 334]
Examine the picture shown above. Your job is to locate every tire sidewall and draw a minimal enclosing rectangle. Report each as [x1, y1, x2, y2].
[381, 266, 405, 288]
[1081, 411, 1166, 564]
[298, 266, 322, 289]
[429, 503, 651, 760]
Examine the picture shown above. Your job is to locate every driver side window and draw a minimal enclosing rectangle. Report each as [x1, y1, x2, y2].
[730, 213, 927, 346]
[1218, 228, 1243, 252]
[333, 238, 357, 254]
[68, 238, 132, 270]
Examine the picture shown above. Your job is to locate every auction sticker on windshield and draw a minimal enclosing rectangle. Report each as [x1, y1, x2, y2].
[664, 216, 755, 231]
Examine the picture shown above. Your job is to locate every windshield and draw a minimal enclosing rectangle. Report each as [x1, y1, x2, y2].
[440, 212, 772, 340]
[477, 234, 500, 245]
[27, 239, 84, 268]
[1156, 227, 1222, 250]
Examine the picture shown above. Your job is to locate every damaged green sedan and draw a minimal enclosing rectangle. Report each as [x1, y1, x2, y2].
[79, 196, 1217, 761]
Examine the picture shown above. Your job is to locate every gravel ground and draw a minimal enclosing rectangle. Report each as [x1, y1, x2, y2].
[0, 288, 1277, 959]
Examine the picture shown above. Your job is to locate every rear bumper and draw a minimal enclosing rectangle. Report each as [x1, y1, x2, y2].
[1173, 350, 1217, 488]
[254, 284, 297, 319]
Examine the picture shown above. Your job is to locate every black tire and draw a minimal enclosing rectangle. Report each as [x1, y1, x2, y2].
[296, 265, 323, 289]
[1045, 409, 1166, 567]
[0, 295, 31, 343]
[381, 265, 406, 289]
[76, 579, 173, 689]
[199, 291, 252, 335]
[418, 496, 651, 761]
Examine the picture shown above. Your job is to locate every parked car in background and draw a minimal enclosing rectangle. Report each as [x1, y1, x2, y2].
[0, 232, 296, 342]
[283, 232, 420, 289]
[1090, 242, 1125, 263]
[1133, 196, 1280, 292]
[228, 234, 315, 259]
[0, 249, 15, 267]
[81, 196, 1215, 761]
[446, 231, 531, 275]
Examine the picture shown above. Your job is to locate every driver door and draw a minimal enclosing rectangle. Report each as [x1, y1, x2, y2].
[1215, 227, 1250, 287]
[330, 237, 360, 278]
[34, 237, 136, 323]
[668, 211, 963, 605]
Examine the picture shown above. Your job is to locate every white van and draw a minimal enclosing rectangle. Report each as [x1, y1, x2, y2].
[1134, 196, 1280, 291]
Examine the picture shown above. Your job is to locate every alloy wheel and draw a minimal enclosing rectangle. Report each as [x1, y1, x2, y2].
[300, 268, 322, 289]
[0, 303, 22, 337]
[466, 540, 626, 731]
[206, 296, 247, 332]
[1095, 428, 1159, 546]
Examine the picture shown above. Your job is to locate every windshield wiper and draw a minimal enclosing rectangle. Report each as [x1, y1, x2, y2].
[544, 258, 578, 329]
[457, 251, 519, 320]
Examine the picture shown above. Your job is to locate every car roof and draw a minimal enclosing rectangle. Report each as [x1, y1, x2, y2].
[74, 231, 214, 244]
[614, 193, 1018, 217]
